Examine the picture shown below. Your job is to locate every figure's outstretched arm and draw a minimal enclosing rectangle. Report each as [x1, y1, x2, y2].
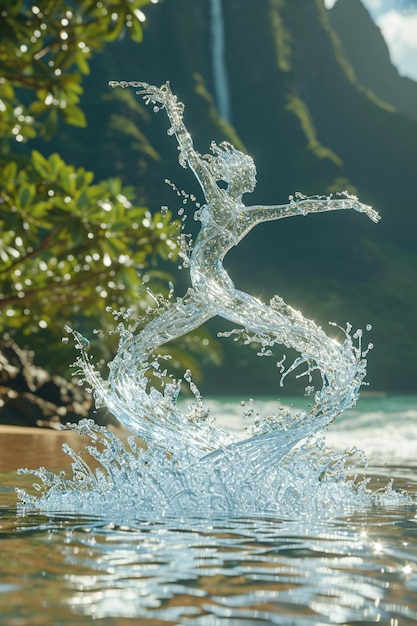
[109, 81, 219, 198]
[242, 192, 380, 230]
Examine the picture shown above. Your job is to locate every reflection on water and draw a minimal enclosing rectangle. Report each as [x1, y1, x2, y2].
[1, 467, 417, 625]
[1, 398, 417, 625]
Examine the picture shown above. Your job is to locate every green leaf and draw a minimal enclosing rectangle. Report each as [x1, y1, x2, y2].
[75, 50, 90, 75]
[17, 183, 36, 209]
[102, 13, 126, 42]
[76, 190, 89, 211]
[102, 236, 127, 255]
[48, 153, 64, 176]
[120, 266, 140, 290]
[107, 178, 122, 195]
[130, 9, 145, 42]
[2, 160, 17, 182]
[31, 201, 50, 219]
[61, 105, 87, 128]
[42, 109, 58, 141]
[29, 101, 50, 116]
[31, 150, 51, 178]
[57, 166, 76, 194]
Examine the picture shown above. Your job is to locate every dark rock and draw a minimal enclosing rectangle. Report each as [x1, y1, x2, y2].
[0, 334, 117, 428]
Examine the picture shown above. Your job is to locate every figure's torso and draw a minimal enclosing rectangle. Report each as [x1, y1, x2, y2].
[190, 202, 242, 296]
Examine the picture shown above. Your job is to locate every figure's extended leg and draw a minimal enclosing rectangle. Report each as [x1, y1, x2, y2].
[199, 287, 363, 473]
[217, 288, 343, 373]
[217, 287, 360, 422]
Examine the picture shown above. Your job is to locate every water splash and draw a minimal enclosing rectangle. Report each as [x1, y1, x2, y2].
[17, 82, 395, 517]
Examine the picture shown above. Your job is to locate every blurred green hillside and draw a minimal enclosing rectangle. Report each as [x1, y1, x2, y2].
[4, 0, 417, 394]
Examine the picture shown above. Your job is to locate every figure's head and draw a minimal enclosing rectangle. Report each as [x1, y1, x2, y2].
[205, 141, 257, 196]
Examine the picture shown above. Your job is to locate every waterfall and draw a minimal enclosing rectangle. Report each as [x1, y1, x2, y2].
[209, 0, 231, 122]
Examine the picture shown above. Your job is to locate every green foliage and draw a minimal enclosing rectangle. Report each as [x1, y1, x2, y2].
[0, 0, 153, 150]
[0, 149, 180, 364]
[0, 151, 176, 322]
[0, 0, 192, 372]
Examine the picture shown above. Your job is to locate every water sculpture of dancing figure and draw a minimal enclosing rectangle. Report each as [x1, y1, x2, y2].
[92, 81, 380, 461]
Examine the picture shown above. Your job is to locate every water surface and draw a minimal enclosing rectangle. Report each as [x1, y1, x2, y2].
[1, 396, 416, 625]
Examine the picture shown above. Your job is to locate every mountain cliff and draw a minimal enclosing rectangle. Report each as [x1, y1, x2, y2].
[53, 0, 417, 392]
[329, 0, 417, 122]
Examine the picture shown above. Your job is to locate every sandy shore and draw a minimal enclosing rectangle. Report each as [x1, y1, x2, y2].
[0, 424, 133, 472]
[0, 424, 92, 472]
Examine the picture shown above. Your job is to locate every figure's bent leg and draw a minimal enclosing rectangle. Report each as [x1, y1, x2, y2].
[98, 294, 236, 453]
[111, 294, 215, 372]
[102, 295, 215, 438]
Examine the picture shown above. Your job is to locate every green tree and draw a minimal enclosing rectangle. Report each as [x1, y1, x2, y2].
[0, 0, 185, 371]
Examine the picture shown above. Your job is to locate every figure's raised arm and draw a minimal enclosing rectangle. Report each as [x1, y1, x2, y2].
[109, 81, 219, 197]
[241, 192, 380, 232]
